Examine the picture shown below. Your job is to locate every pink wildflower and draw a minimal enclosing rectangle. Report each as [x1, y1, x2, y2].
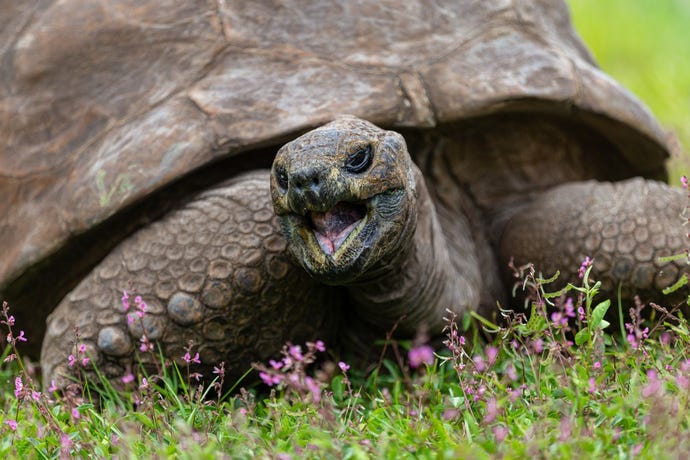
[139, 336, 153, 352]
[31, 390, 41, 402]
[338, 361, 350, 373]
[493, 425, 509, 443]
[67, 354, 76, 367]
[71, 407, 80, 420]
[505, 363, 518, 381]
[48, 380, 58, 392]
[4, 420, 17, 431]
[473, 355, 486, 372]
[564, 297, 575, 318]
[121, 373, 135, 384]
[269, 359, 283, 370]
[408, 344, 435, 368]
[588, 377, 597, 394]
[682, 176, 689, 189]
[642, 369, 661, 397]
[532, 338, 544, 354]
[121, 290, 130, 311]
[288, 344, 303, 361]
[183, 352, 201, 364]
[314, 340, 326, 352]
[14, 376, 23, 399]
[578, 256, 592, 279]
[551, 311, 567, 327]
[559, 417, 572, 442]
[682, 360, 690, 373]
[60, 434, 73, 450]
[213, 364, 225, 376]
[259, 371, 283, 386]
[486, 346, 499, 366]
[483, 397, 498, 423]
[593, 361, 601, 370]
[676, 374, 690, 390]
[4, 316, 14, 326]
[134, 296, 147, 318]
[442, 408, 459, 420]
[15, 330, 27, 342]
[305, 376, 322, 402]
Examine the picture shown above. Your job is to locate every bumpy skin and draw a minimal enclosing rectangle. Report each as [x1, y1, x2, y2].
[42, 172, 338, 388]
[272, 117, 480, 336]
[500, 178, 689, 299]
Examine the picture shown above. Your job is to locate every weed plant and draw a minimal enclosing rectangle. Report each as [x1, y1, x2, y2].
[2, 247, 690, 458]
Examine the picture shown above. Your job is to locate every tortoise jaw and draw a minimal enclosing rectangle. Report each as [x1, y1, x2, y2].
[309, 202, 367, 255]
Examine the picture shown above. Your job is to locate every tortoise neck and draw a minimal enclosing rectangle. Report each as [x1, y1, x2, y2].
[345, 166, 479, 336]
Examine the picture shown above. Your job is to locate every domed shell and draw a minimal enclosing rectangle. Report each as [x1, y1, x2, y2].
[0, 0, 671, 347]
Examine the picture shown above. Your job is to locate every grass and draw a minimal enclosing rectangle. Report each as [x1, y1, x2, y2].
[3, 260, 690, 458]
[568, 0, 690, 181]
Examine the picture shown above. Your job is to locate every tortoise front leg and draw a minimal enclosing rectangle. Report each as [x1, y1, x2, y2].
[498, 178, 689, 303]
[41, 171, 339, 389]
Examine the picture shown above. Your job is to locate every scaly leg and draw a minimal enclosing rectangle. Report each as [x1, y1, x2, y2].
[499, 178, 689, 303]
[41, 171, 339, 389]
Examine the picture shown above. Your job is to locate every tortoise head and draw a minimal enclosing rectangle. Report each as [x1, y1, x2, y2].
[271, 116, 417, 284]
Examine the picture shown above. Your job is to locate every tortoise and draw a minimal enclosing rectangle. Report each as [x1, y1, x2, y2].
[0, 0, 687, 387]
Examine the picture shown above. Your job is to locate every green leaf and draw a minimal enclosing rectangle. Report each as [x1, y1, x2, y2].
[575, 329, 591, 346]
[543, 284, 573, 299]
[331, 375, 345, 400]
[536, 270, 561, 285]
[662, 274, 688, 295]
[518, 303, 547, 335]
[591, 299, 611, 330]
[462, 312, 472, 331]
[657, 253, 689, 263]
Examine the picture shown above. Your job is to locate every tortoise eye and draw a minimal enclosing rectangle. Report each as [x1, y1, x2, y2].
[345, 144, 373, 174]
[274, 164, 289, 190]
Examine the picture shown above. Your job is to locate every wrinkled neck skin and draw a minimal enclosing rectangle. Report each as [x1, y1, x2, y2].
[345, 166, 479, 336]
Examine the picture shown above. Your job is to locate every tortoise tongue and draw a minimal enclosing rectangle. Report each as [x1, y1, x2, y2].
[310, 202, 365, 255]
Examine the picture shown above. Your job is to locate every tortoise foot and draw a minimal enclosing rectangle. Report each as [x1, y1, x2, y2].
[40, 171, 338, 389]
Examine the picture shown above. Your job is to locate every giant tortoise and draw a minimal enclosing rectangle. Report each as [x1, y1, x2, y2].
[0, 0, 686, 386]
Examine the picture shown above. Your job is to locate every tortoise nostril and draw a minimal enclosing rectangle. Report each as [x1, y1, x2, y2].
[292, 168, 322, 193]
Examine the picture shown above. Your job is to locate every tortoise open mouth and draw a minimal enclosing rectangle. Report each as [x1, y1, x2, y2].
[309, 202, 367, 255]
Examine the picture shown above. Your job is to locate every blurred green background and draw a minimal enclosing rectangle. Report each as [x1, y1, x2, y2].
[568, 0, 690, 182]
